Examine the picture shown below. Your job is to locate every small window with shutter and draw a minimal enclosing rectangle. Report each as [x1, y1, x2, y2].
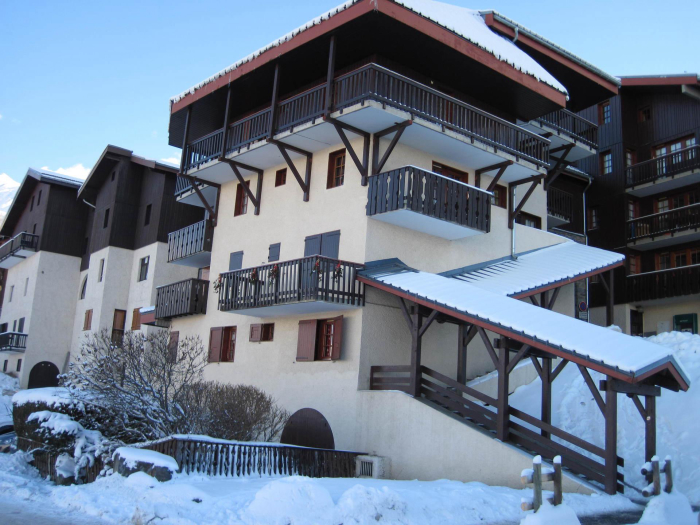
[268, 243, 281, 262]
[296, 316, 343, 361]
[132, 308, 141, 330]
[229, 251, 244, 271]
[250, 323, 274, 342]
[83, 309, 93, 331]
[168, 331, 179, 363]
[209, 326, 236, 363]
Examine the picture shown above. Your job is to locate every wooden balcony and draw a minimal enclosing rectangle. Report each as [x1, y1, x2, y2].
[547, 187, 573, 227]
[627, 203, 700, 250]
[0, 332, 27, 353]
[218, 256, 364, 317]
[0, 232, 39, 270]
[167, 220, 214, 267]
[174, 175, 217, 209]
[536, 109, 598, 149]
[155, 278, 209, 320]
[366, 166, 490, 240]
[626, 146, 700, 197]
[627, 265, 700, 303]
[182, 63, 550, 176]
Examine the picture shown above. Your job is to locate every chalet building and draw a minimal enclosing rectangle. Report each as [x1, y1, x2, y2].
[149, 0, 693, 494]
[577, 74, 700, 335]
[0, 168, 87, 388]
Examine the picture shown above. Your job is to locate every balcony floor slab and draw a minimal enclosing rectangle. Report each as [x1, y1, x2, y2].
[626, 169, 700, 197]
[370, 208, 486, 240]
[224, 300, 360, 318]
[0, 249, 37, 270]
[169, 251, 212, 268]
[176, 184, 218, 208]
[628, 229, 700, 251]
[547, 213, 570, 229]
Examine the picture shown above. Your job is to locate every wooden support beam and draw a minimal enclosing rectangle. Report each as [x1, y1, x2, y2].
[324, 35, 336, 117]
[546, 287, 561, 310]
[544, 144, 573, 189]
[550, 359, 568, 382]
[220, 84, 232, 158]
[372, 121, 411, 175]
[474, 160, 513, 192]
[645, 395, 656, 472]
[630, 394, 646, 419]
[178, 106, 191, 174]
[409, 308, 423, 398]
[606, 268, 615, 327]
[477, 327, 499, 368]
[268, 63, 281, 139]
[506, 344, 531, 374]
[604, 376, 619, 495]
[496, 345, 510, 441]
[457, 324, 470, 384]
[600, 379, 661, 397]
[529, 295, 540, 307]
[541, 358, 552, 439]
[508, 177, 542, 229]
[272, 140, 311, 202]
[418, 309, 439, 338]
[181, 174, 216, 223]
[326, 117, 370, 184]
[220, 159, 262, 215]
[530, 355, 543, 378]
[398, 298, 413, 331]
[578, 365, 606, 414]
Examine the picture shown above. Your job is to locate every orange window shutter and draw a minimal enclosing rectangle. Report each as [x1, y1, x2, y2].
[209, 327, 223, 363]
[330, 316, 344, 361]
[250, 324, 262, 342]
[296, 320, 318, 361]
[168, 331, 179, 363]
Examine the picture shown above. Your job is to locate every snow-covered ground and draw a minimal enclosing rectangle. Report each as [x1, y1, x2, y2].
[0, 372, 19, 428]
[0, 450, 638, 525]
[510, 331, 700, 503]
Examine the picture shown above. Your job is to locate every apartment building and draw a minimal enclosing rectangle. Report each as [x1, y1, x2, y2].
[149, 1, 689, 494]
[578, 74, 700, 335]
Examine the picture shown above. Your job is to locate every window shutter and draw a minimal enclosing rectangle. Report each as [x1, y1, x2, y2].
[132, 308, 141, 330]
[209, 327, 223, 363]
[168, 331, 179, 363]
[321, 231, 340, 259]
[229, 251, 244, 271]
[83, 310, 92, 331]
[113, 309, 126, 330]
[268, 243, 281, 262]
[17, 318, 25, 333]
[304, 235, 322, 257]
[296, 320, 318, 361]
[330, 316, 343, 360]
[250, 324, 262, 342]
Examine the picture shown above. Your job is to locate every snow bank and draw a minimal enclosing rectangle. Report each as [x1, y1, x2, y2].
[510, 331, 700, 502]
[637, 491, 696, 525]
[28, 411, 83, 435]
[0, 372, 19, 427]
[12, 387, 74, 409]
[520, 501, 580, 525]
[242, 477, 336, 524]
[113, 447, 179, 472]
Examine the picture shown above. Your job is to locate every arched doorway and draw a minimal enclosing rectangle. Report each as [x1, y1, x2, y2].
[27, 361, 59, 389]
[280, 408, 335, 449]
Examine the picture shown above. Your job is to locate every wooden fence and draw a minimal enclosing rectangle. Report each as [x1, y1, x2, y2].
[17, 436, 103, 484]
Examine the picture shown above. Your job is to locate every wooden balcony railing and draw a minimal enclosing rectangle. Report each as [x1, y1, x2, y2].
[0, 232, 39, 264]
[366, 166, 491, 233]
[218, 256, 364, 312]
[182, 63, 550, 172]
[167, 220, 213, 264]
[0, 332, 27, 352]
[547, 187, 573, 222]
[627, 264, 700, 303]
[627, 203, 700, 242]
[175, 175, 210, 198]
[626, 145, 700, 187]
[536, 108, 598, 149]
[155, 278, 209, 319]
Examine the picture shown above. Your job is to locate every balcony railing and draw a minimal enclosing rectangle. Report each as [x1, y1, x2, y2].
[547, 187, 574, 222]
[155, 278, 209, 319]
[218, 256, 364, 313]
[167, 220, 214, 265]
[183, 63, 550, 172]
[627, 264, 700, 303]
[536, 108, 598, 149]
[626, 145, 700, 187]
[0, 232, 39, 267]
[0, 332, 27, 352]
[627, 203, 700, 242]
[366, 166, 491, 234]
[175, 175, 210, 198]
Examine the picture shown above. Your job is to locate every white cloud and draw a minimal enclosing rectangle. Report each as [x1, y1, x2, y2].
[41, 163, 91, 180]
[161, 157, 180, 166]
[0, 114, 3, 120]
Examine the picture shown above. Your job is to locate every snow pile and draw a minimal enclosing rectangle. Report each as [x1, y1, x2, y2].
[12, 387, 76, 410]
[510, 331, 700, 502]
[520, 501, 581, 525]
[113, 447, 179, 472]
[242, 477, 336, 524]
[0, 372, 19, 427]
[637, 491, 696, 525]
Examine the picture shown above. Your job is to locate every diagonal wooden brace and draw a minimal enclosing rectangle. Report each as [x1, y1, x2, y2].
[271, 140, 312, 202]
[372, 121, 412, 175]
[326, 116, 370, 185]
[220, 158, 263, 215]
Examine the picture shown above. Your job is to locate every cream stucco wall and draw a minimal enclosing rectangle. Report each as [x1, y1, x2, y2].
[592, 296, 700, 336]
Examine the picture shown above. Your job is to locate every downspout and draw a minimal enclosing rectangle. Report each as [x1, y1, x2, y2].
[582, 176, 593, 322]
[511, 185, 517, 259]
[511, 26, 519, 43]
[82, 199, 96, 209]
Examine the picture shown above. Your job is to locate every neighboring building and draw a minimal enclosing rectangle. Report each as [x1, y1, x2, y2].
[150, 1, 688, 495]
[0, 168, 87, 388]
[578, 74, 700, 335]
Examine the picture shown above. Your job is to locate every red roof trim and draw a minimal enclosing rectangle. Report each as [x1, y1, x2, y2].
[620, 75, 699, 87]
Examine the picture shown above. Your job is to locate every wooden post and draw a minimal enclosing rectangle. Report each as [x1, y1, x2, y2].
[541, 358, 552, 439]
[268, 63, 281, 139]
[606, 268, 615, 326]
[220, 83, 232, 158]
[324, 35, 336, 117]
[553, 456, 563, 506]
[663, 457, 673, 493]
[496, 344, 509, 441]
[178, 106, 191, 174]
[645, 394, 656, 476]
[652, 457, 661, 496]
[604, 375, 618, 495]
[409, 308, 422, 398]
[533, 457, 543, 512]
[457, 324, 468, 384]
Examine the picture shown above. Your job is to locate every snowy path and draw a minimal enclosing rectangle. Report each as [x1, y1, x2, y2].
[0, 494, 107, 525]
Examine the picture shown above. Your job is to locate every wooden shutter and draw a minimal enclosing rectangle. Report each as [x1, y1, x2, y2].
[113, 309, 126, 330]
[296, 320, 318, 361]
[304, 235, 322, 257]
[168, 331, 179, 363]
[131, 308, 141, 330]
[83, 309, 92, 331]
[249, 324, 262, 342]
[268, 243, 281, 262]
[321, 231, 340, 259]
[208, 327, 223, 363]
[229, 251, 244, 271]
[330, 316, 343, 360]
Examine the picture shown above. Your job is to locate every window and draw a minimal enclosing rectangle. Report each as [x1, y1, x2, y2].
[80, 276, 87, 299]
[229, 251, 243, 271]
[691, 249, 700, 266]
[432, 162, 470, 184]
[638, 106, 651, 122]
[168, 331, 179, 363]
[629, 255, 640, 275]
[83, 309, 93, 331]
[515, 212, 541, 229]
[30, 195, 35, 211]
[627, 200, 638, 221]
[198, 266, 210, 281]
[138, 256, 149, 282]
[295, 316, 343, 362]
[625, 149, 636, 168]
[208, 326, 236, 363]
[327, 149, 346, 189]
[131, 308, 141, 330]
[275, 168, 287, 187]
[17, 318, 24, 333]
[111, 170, 116, 182]
[144, 204, 152, 226]
[98, 258, 105, 282]
[2, 361, 6, 373]
[112, 309, 126, 344]
[32, 224, 36, 235]
[12, 320, 16, 331]
[601, 151, 613, 175]
[588, 207, 599, 229]
[8, 285, 13, 302]
[16, 359, 21, 372]
[655, 197, 669, 214]
[103, 208, 110, 229]
[250, 323, 274, 342]
[234, 181, 250, 216]
[24, 277, 28, 296]
[37, 190, 42, 206]
[599, 101, 611, 125]
[0, 323, 7, 333]
[268, 243, 281, 262]
[675, 253, 687, 268]
[83, 237, 89, 256]
[657, 252, 671, 271]
[491, 185, 507, 209]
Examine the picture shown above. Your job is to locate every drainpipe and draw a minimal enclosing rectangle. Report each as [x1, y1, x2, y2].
[82, 199, 96, 209]
[511, 26, 519, 43]
[582, 176, 593, 322]
[511, 185, 517, 260]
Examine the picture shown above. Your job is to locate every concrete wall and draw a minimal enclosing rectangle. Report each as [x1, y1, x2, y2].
[592, 296, 700, 336]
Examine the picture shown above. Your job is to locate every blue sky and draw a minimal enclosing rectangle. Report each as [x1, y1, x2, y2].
[1, 0, 698, 183]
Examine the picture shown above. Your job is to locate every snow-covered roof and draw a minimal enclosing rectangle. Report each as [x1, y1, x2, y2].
[27, 167, 84, 188]
[359, 264, 690, 388]
[442, 241, 624, 297]
[170, 0, 567, 105]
